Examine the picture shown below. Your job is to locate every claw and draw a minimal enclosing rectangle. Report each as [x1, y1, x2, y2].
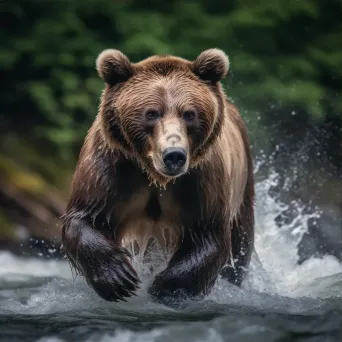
[123, 277, 140, 289]
[83, 245, 141, 302]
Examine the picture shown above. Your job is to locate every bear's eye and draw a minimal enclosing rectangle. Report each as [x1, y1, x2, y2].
[145, 110, 160, 121]
[183, 110, 197, 122]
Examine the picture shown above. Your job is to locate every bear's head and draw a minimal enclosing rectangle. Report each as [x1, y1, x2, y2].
[96, 48, 229, 185]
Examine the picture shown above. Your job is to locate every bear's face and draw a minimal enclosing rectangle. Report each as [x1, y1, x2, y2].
[96, 49, 229, 185]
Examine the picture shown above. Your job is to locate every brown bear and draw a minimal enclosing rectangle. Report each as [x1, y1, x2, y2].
[61, 48, 255, 305]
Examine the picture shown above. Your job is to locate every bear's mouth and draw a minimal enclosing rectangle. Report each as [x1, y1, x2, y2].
[160, 169, 186, 177]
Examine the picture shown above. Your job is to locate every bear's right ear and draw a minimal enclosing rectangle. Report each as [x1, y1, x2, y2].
[96, 49, 134, 85]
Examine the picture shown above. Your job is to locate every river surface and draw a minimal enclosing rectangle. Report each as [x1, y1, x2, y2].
[0, 158, 342, 342]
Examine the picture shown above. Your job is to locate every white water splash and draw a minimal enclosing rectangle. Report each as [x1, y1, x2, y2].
[250, 165, 342, 299]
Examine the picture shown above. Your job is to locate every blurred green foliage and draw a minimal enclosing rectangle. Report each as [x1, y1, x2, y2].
[1, 0, 341, 166]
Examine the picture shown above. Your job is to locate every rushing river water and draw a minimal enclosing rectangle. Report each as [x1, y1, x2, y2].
[0, 156, 342, 342]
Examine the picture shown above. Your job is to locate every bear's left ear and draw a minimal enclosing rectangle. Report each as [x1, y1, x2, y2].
[96, 49, 134, 85]
[192, 48, 229, 83]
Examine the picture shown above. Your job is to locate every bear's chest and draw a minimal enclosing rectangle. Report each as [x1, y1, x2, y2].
[114, 185, 182, 256]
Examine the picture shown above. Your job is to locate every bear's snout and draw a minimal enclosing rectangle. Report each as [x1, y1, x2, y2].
[162, 147, 187, 175]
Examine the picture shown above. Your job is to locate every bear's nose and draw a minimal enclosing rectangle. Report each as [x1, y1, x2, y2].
[162, 147, 187, 173]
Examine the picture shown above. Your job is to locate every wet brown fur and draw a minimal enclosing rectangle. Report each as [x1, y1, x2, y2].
[61, 49, 255, 305]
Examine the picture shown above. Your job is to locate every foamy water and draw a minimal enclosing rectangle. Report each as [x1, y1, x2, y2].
[1, 155, 342, 342]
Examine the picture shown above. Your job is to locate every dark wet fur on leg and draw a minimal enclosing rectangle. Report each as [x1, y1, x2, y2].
[148, 216, 230, 306]
[62, 216, 141, 302]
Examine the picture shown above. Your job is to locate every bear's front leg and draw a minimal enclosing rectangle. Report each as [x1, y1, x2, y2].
[148, 227, 229, 306]
[62, 215, 141, 302]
